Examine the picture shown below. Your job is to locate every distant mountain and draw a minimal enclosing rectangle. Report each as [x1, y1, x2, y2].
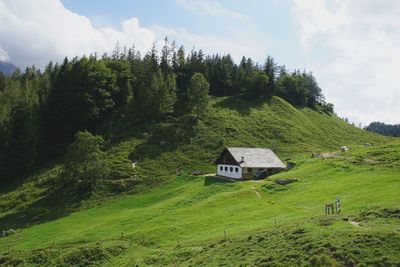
[366, 121, 400, 137]
[0, 61, 17, 76]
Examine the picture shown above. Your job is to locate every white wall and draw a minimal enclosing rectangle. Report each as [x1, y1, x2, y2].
[217, 164, 242, 179]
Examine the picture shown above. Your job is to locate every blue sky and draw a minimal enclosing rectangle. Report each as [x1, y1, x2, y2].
[1, 0, 399, 125]
[60, 0, 306, 68]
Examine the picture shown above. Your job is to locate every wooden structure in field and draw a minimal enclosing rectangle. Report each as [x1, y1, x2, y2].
[325, 198, 341, 214]
[215, 147, 286, 180]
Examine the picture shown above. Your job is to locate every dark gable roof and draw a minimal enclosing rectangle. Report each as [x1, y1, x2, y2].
[226, 147, 286, 169]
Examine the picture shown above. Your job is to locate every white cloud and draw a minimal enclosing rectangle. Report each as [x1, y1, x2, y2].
[293, 0, 400, 125]
[0, 0, 155, 68]
[0, 47, 10, 62]
[176, 0, 251, 22]
[156, 0, 266, 63]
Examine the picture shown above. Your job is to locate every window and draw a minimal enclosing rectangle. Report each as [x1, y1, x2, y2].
[225, 166, 228, 171]
[235, 167, 239, 172]
[220, 166, 223, 171]
[247, 168, 252, 172]
[230, 167, 233, 172]
[258, 168, 264, 172]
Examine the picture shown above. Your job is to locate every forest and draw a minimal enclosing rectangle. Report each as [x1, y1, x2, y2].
[366, 122, 400, 137]
[0, 39, 334, 186]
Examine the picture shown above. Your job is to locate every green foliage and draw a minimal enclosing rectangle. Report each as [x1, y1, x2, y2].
[42, 58, 121, 152]
[245, 70, 270, 98]
[276, 70, 326, 108]
[0, 76, 40, 184]
[186, 72, 209, 118]
[263, 55, 277, 95]
[64, 131, 109, 190]
[276, 73, 307, 107]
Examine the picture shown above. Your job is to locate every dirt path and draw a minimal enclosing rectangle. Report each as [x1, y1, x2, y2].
[348, 220, 365, 228]
[251, 186, 262, 199]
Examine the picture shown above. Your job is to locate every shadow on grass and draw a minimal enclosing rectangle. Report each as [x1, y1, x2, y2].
[0, 185, 82, 230]
[129, 117, 197, 162]
[204, 176, 235, 186]
[212, 95, 271, 116]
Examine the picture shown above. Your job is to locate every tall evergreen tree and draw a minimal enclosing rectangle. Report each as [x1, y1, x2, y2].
[263, 56, 277, 95]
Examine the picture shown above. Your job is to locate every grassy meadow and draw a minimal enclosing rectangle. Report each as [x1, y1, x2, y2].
[0, 96, 398, 266]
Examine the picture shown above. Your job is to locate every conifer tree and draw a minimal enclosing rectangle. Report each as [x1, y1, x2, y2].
[263, 56, 277, 95]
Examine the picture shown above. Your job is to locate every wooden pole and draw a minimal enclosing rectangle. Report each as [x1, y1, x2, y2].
[224, 230, 227, 240]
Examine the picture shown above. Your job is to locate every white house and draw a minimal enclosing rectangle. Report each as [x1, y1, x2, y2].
[215, 147, 286, 180]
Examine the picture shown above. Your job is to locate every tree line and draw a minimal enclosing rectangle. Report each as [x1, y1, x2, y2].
[365, 122, 400, 137]
[0, 39, 334, 185]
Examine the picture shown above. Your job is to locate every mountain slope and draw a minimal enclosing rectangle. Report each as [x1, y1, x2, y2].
[0, 61, 17, 76]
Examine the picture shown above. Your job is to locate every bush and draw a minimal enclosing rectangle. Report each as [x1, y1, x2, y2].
[63, 131, 110, 191]
[60, 246, 110, 267]
[309, 254, 339, 267]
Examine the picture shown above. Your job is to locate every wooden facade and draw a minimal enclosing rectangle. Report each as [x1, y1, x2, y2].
[215, 148, 239, 165]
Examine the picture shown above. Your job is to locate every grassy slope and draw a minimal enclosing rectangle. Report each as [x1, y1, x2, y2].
[0, 141, 399, 266]
[127, 96, 387, 180]
[1, 96, 383, 225]
[1, 96, 397, 266]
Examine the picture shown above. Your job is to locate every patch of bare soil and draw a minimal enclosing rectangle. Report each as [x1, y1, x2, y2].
[251, 186, 262, 199]
[349, 220, 364, 228]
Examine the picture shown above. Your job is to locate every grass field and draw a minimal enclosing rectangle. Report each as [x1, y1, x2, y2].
[1, 141, 399, 266]
[0, 96, 398, 266]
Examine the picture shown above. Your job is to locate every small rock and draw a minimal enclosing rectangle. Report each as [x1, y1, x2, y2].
[191, 170, 204, 176]
[340, 146, 349, 152]
[286, 162, 296, 170]
[276, 178, 298, 185]
[1, 229, 15, 237]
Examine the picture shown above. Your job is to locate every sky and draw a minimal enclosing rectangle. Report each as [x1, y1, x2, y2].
[0, 0, 399, 126]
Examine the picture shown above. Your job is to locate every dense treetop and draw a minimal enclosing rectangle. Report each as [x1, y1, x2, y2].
[0, 39, 334, 185]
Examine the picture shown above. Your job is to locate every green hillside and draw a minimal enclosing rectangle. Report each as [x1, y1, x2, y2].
[1, 141, 399, 266]
[1, 96, 398, 266]
[118, 95, 386, 182]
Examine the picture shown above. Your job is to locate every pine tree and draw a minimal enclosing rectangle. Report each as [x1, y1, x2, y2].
[263, 56, 277, 96]
[160, 37, 172, 74]
[159, 73, 177, 115]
